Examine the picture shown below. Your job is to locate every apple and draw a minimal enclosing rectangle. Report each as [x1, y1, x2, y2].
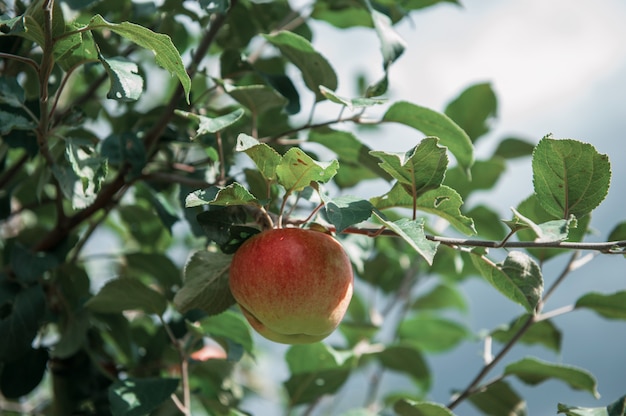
[229, 227, 353, 344]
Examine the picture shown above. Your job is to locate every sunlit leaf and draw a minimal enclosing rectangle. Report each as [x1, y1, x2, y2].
[532, 136, 611, 219]
[319, 86, 387, 109]
[236, 134, 281, 181]
[176, 108, 245, 135]
[99, 55, 143, 101]
[371, 184, 475, 235]
[276, 147, 338, 192]
[373, 212, 439, 265]
[370, 137, 448, 197]
[383, 101, 473, 174]
[185, 183, 258, 208]
[86, 14, 191, 103]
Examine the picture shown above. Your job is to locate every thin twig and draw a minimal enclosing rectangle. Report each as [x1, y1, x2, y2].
[160, 316, 191, 416]
[447, 251, 583, 410]
[338, 226, 626, 253]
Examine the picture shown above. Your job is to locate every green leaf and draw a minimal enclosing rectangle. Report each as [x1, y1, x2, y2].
[124, 252, 182, 290]
[176, 108, 245, 135]
[493, 137, 535, 159]
[504, 357, 600, 399]
[196, 310, 254, 358]
[319, 86, 387, 109]
[0, 347, 49, 399]
[508, 207, 576, 243]
[0, 109, 36, 134]
[66, 138, 108, 196]
[85, 278, 167, 315]
[286, 342, 354, 374]
[173, 250, 235, 316]
[376, 344, 430, 391]
[398, 314, 469, 353]
[371, 184, 476, 235]
[9, 242, 59, 284]
[308, 126, 391, 183]
[108, 377, 179, 416]
[467, 380, 527, 416]
[263, 31, 338, 101]
[54, 22, 99, 70]
[470, 251, 543, 314]
[370, 137, 448, 197]
[465, 205, 507, 240]
[99, 55, 143, 101]
[608, 222, 626, 256]
[0, 77, 25, 107]
[383, 101, 474, 174]
[370, 9, 406, 70]
[101, 132, 146, 179]
[185, 183, 258, 208]
[394, 399, 456, 416]
[0, 283, 47, 361]
[284, 343, 355, 405]
[224, 83, 288, 114]
[532, 136, 611, 218]
[444, 82, 497, 142]
[412, 284, 468, 313]
[52, 310, 90, 359]
[86, 14, 191, 103]
[491, 314, 562, 353]
[514, 194, 591, 261]
[575, 291, 626, 320]
[444, 158, 506, 200]
[322, 195, 374, 232]
[558, 403, 610, 416]
[235, 133, 281, 181]
[276, 147, 339, 192]
[373, 212, 439, 265]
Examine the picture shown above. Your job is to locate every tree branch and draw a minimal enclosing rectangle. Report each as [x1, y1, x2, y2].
[447, 251, 582, 410]
[339, 226, 626, 253]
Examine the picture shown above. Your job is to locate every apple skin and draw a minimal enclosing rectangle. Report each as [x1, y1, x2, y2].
[229, 227, 353, 344]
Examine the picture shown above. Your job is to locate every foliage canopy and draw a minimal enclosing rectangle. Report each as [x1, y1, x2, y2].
[1, 0, 625, 415]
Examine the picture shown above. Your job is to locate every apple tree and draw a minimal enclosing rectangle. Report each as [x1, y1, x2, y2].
[1, 0, 625, 415]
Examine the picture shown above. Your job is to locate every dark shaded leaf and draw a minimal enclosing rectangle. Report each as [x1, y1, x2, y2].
[108, 377, 179, 416]
[173, 250, 235, 316]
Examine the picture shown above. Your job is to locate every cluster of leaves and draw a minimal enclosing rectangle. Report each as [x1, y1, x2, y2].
[1, 0, 625, 415]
